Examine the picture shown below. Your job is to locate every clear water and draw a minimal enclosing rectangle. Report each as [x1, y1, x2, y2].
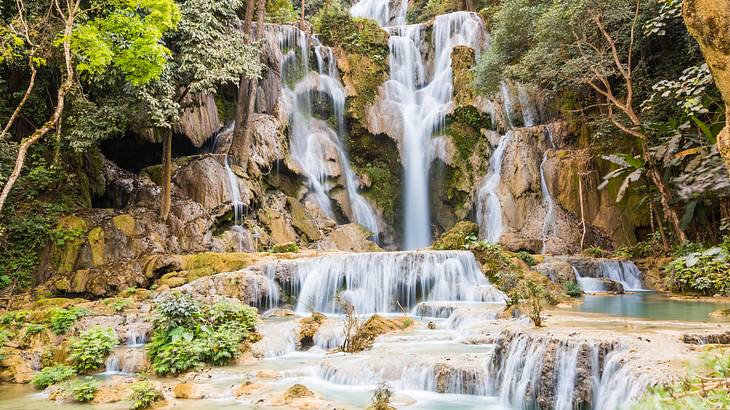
[569, 292, 729, 322]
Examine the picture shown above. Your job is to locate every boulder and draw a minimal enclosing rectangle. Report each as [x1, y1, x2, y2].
[321, 224, 381, 252]
[534, 260, 577, 285]
[173, 93, 221, 147]
[172, 382, 223, 399]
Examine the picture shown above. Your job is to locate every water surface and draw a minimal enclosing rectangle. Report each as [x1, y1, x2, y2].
[569, 292, 729, 322]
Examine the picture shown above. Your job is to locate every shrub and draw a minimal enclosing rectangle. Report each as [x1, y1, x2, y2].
[154, 292, 201, 331]
[0, 310, 29, 326]
[128, 380, 162, 410]
[517, 278, 546, 327]
[367, 382, 396, 410]
[31, 364, 76, 389]
[68, 326, 117, 373]
[147, 328, 203, 375]
[197, 327, 242, 365]
[663, 246, 730, 296]
[564, 282, 582, 298]
[432, 221, 479, 250]
[516, 251, 536, 266]
[71, 378, 98, 402]
[47, 307, 87, 334]
[103, 297, 132, 312]
[469, 241, 516, 281]
[583, 246, 605, 258]
[208, 300, 257, 332]
[21, 323, 46, 342]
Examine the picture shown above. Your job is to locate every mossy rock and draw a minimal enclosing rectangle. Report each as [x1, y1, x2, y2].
[283, 384, 315, 401]
[153, 252, 262, 289]
[349, 315, 411, 352]
[87, 227, 105, 267]
[298, 312, 326, 349]
[111, 214, 135, 237]
[271, 242, 300, 253]
[52, 216, 89, 274]
[433, 221, 479, 250]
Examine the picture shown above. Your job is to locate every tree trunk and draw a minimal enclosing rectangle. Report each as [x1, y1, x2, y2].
[301, 0, 305, 22]
[160, 128, 173, 221]
[647, 164, 687, 243]
[683, 0, 730, 175]
[231, 0, 258, 158]
[0, 1, 77, 215]
[231, 0, 266, 167]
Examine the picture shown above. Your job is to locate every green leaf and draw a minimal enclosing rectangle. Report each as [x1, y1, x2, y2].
[690, 115, 716, 144]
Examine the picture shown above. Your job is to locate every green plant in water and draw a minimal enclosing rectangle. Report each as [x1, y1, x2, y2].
[47, 306, 88, 335]
[31, 364, 76, 389]
[128, 380, 162, 410]
[70, 377, 98, 402]
[68, 326, 117, 373]
[564, 282, 582, 298]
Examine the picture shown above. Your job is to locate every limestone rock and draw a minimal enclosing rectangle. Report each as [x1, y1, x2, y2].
[173, 93, 221, 147]
[172, 382, 223, 399]
[321, 223, 381, 252]
[534, 260, 576, 285]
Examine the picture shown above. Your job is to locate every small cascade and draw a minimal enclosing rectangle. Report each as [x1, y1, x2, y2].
[554, 343, 580, 410]
[592, 349, 652, 410]
[279, 26, 380, 240]
[476, 131, 513, 243]
[571, 259, 645, 292]
[126, 327, 147, 347]
[500, 82, 515, 127]
[251, 319, 299, 358]
[266, 251, 504, 314]
[540, 127, 557, 253]
[350, 0, 407, 27]
[517, 84, 538, 127]
[381, 12, 485, 249]
[104, 352, 121, 374]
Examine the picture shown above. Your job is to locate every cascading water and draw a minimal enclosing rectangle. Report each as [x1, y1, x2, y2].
[540, 126, 557, 253]
[263, 250, 505, 314]
[377, 12, 485, 249]
[350, 0, 408, 27]
[476, 131, 513, 243]
[571, 260, 645, 292]
[279, 26, 380, 240]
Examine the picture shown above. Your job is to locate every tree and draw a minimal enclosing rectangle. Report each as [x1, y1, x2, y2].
[0, 0, 180, 215]
[138, 0, 261, 220]
[476, 0, 689, 242]
[230, 0, 266, 169]
[682, 0, 730, 175]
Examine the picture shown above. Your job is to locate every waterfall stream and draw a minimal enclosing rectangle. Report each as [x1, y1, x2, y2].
[540, 126, 557, 253]
[572, 260, 645, 292]
[279, 26, 380, 240]
[476, 131, 513, 243]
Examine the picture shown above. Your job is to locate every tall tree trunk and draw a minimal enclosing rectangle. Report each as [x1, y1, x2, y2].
[160, 128, 173, 221]
[231, 0, 258, 158]
[239, 0, 267, 168]
[301, 0, 305, 22]
[0, 0, 78, 215]
[683, 0, 730, 175]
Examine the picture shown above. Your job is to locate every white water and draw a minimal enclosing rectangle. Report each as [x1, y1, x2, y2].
[517, 84, 538, 127]
[350, 0, 408, 27]
[573, 260, 645, 292]
[476, 131, 513, 243]
[554, 343, 580, 410]
[378, 12, 485, 249]
[540, 127, 557, 253]
[263, 250, 505, 314]
[279, 26, 380, 240]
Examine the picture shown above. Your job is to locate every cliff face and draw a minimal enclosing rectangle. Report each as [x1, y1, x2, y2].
[683, 0, 730, 174]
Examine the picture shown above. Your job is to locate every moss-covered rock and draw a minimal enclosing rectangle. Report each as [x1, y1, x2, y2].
[111, 214, 135, 237]
[349, 315, 412, 352]
[433, 221, 479, 250]
[271, 242, 300, 253]
[87, 227, 105, 267]
[287, 197, 321, 241]
[298, 312, 326, 349]
[152, 252, 262, 289]
[50, 216, 89, 274]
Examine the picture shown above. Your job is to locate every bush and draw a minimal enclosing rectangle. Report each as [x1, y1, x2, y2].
[47, 306, 87, 334]
[154, 293, 201, 331]
[367, 382, 396, 410]
[128, 380, 162, 410]
[31, 364, 76, 389]
[513, 278, 546, 327]
[469, 241, 516, 281]
[71, 378, 98, 402]
[516, 251, 536, 266]
[0, 310, 29, 326]
[147, 297, 259, 375]
[103, 297, 132, 312]
[663, 246, 730, 296]
[564, 282, 582, 298]
[21, 323, 46, 342]
[68, 326, 117, 373]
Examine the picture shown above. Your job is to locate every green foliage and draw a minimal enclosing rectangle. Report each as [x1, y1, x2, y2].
[267, 0, 298, 24]
[49, 227, 86, 247]
[516, 251, 536, 267]
[271, 242, 300, 253]
[47, 307, 88, 335]
[71, 0, 181, 85]
[663, 242, 730, 296]
[70, 377, 98, 402]
[584, 246, 607, 258]
[31, 364, 76, 389]
[0, 310, 29, 326]
[511, 278, 547, 327]
[103, 297, 132, 312]
[68, 326, 117, 373]
[469, 241, 516, 281]
[128, 380, 162, 410]
[564, 282, 582, 298]
[22, 323, 46, 341]
[368, 381, 396, 410]
[147, 295, 258, 375]
[634, 351, 730, 409]
[314, 2, 389, 63]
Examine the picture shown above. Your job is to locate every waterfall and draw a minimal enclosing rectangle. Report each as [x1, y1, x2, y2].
[103, 352, 121, 374]
[279, 26, 380, 240]
[571, 259, 645, 292]
[350, 0, 407, 27]
[126, 327, 147, 347]
[378, 12, 485, 249]
[476, 131, 513, 243]
[554, 343, 580, 410]
[540, 127, 557, 253]
[592, 349, 652, 410]
[264, 250, 504, 314]
[517, 84, 538, 127]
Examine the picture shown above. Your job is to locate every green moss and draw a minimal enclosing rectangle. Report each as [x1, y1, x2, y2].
[51, 216, 88, 274]
[111, 214, 135, 236]
[87, 227, 105, 267]
[433, 221, 479, 250]
[271, 242, 300, 253]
